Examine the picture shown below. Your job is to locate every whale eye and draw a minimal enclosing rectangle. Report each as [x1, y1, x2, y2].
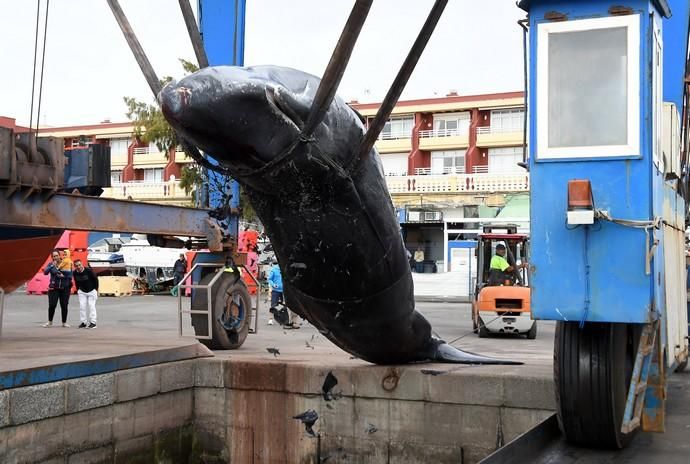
[265, 86, 309, 130]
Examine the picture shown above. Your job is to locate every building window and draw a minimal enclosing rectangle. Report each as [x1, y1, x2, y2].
[537, 14, 639, 158]
[490, 109, 524, 133]
[110, 138, 130, 157]
[488, 147, 523, 173]
[143, 168, 163, 183]
[379, 116, 413, 140]
[379, 152, 408, 176]
[430, 150, 465, 174]
[432, 112, 470, 136]
[111, 171, 122, 184]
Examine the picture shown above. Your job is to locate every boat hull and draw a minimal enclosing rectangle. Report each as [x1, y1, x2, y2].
[0, 228, 63, 293]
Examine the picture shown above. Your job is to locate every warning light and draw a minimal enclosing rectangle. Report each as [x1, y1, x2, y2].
[567, 179, 594, 225]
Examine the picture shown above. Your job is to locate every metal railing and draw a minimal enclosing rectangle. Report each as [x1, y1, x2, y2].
[177, 263, 223, 340]
[418, 128, 467, 138]
[176, 262, 261, 341]
[378, 130, 412, 140]
[134, 146, 174, 155]
[386, 172, 530, 194]
[103, 180, 187, 200]
[414, 166, 465, 175]
[0, 287, 4, 336]
[476, 125, 524, 135]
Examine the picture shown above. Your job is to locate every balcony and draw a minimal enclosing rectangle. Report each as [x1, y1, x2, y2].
[418, 128, 469, 150]
[102, 180, 190, 203]
[175, 146, 196, 163]
[414, 166, 465, 175]
[111, 152, 128, 167]
[386, 172, 529, 194]
[132, 146, 169, 167]
[476, 126, 524, 147]
[374, 131, 412, 153]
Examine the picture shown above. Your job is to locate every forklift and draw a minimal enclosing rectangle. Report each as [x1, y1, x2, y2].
[472, 224, 535, 339]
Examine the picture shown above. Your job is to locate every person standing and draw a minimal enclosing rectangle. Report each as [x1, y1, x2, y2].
[173, 253, 187, 287]
[73, 259, 99, 329]
[267, 260, 283, 308]
[413, 246, 425, 273]
[42, 250, 73, 327]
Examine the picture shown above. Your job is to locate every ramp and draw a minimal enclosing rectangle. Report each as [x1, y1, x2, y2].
[480, 372, 690, 464]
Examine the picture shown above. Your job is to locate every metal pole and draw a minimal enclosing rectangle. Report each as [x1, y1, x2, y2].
[107, 0, 163, 96]
[178, 0, 209, 68]
[302, 0, 373, 137]
[0, 288, 4, 336]
[356, 0, 448, 163]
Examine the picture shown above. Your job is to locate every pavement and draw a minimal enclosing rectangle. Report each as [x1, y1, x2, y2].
[412, 271, 471, 302]
[0, 290, 555, 381]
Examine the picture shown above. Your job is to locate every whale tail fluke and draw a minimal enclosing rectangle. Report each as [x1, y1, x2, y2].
[433, 340, 523, 365]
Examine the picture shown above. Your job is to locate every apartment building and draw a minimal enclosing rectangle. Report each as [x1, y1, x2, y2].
[37, 121, 193, 205]
[11, 90, 528, 271]
[352, 91, 529, 272]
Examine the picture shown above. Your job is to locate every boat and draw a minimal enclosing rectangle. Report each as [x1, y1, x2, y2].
[120, 235, 182, 289]
[1, 227, 63, 293]
[87, 235, 129, 275]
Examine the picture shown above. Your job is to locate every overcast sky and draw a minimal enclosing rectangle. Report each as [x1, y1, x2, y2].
[1, 0, 525, 127]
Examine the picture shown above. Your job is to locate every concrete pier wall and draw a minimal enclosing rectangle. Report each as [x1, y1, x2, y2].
[0, 358, 555, 463]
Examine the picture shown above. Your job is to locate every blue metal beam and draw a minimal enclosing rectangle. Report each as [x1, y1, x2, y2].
[198, 0, 246, 241]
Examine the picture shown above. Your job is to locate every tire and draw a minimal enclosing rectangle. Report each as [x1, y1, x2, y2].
[526, 321, 537, 340]
[472, 310, 479, 334]
[191, 272, 251, 350]
[555, 322, 641, 448]
[478, 316, 489, 338]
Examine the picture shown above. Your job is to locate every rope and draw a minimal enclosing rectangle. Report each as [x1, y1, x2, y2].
[594, 210, 660, 276]
[28, 0, 42, 142]
[446, 314, 505, 345]
[35, 0, 50, 134]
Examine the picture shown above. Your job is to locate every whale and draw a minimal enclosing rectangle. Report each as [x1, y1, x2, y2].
[159, 65, 521, 365]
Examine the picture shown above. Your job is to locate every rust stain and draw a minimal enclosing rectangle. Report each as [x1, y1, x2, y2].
[381, 368, 400, 392]
[544, 11, 568, 21]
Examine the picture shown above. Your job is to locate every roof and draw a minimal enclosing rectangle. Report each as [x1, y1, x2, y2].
[517, 0, 671, 18]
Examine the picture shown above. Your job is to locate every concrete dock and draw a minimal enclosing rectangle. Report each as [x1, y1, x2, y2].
[2, 290, 684, 463]
[0, 291, 554, 463]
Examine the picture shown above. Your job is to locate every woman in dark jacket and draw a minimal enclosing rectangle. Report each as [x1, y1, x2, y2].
[42, 249, 73, 327]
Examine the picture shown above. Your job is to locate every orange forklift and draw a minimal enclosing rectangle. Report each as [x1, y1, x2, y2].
[471, 224, 536, 339]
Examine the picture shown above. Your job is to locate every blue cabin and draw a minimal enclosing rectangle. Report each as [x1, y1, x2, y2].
[521, 0, 689, 448]
[524, 0, 688, 357]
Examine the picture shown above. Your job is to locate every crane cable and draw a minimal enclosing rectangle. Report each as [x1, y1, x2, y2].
[35, 0, 50, 139]
[27, 0, 50, 145]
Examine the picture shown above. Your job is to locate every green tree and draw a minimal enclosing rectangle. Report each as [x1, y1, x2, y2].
[122, 58, 259, 223]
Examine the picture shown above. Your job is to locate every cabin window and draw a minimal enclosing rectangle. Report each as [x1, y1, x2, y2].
[537, 14, 639, 159]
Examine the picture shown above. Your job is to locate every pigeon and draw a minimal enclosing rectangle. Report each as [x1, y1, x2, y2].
[293, 409, 319, 437]
[322, 371, 339, 401]
[266, 347, 280, 357]
[365, 423, 378, 434]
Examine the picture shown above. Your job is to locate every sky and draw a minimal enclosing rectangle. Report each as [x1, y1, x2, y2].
[0, 0, 526, 127]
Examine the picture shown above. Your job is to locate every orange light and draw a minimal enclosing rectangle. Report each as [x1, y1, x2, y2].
[567, 179, 593, 210]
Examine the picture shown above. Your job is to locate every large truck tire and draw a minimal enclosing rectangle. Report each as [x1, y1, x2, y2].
[555, 321, 640, 449]
[191, 271, 251, 350]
